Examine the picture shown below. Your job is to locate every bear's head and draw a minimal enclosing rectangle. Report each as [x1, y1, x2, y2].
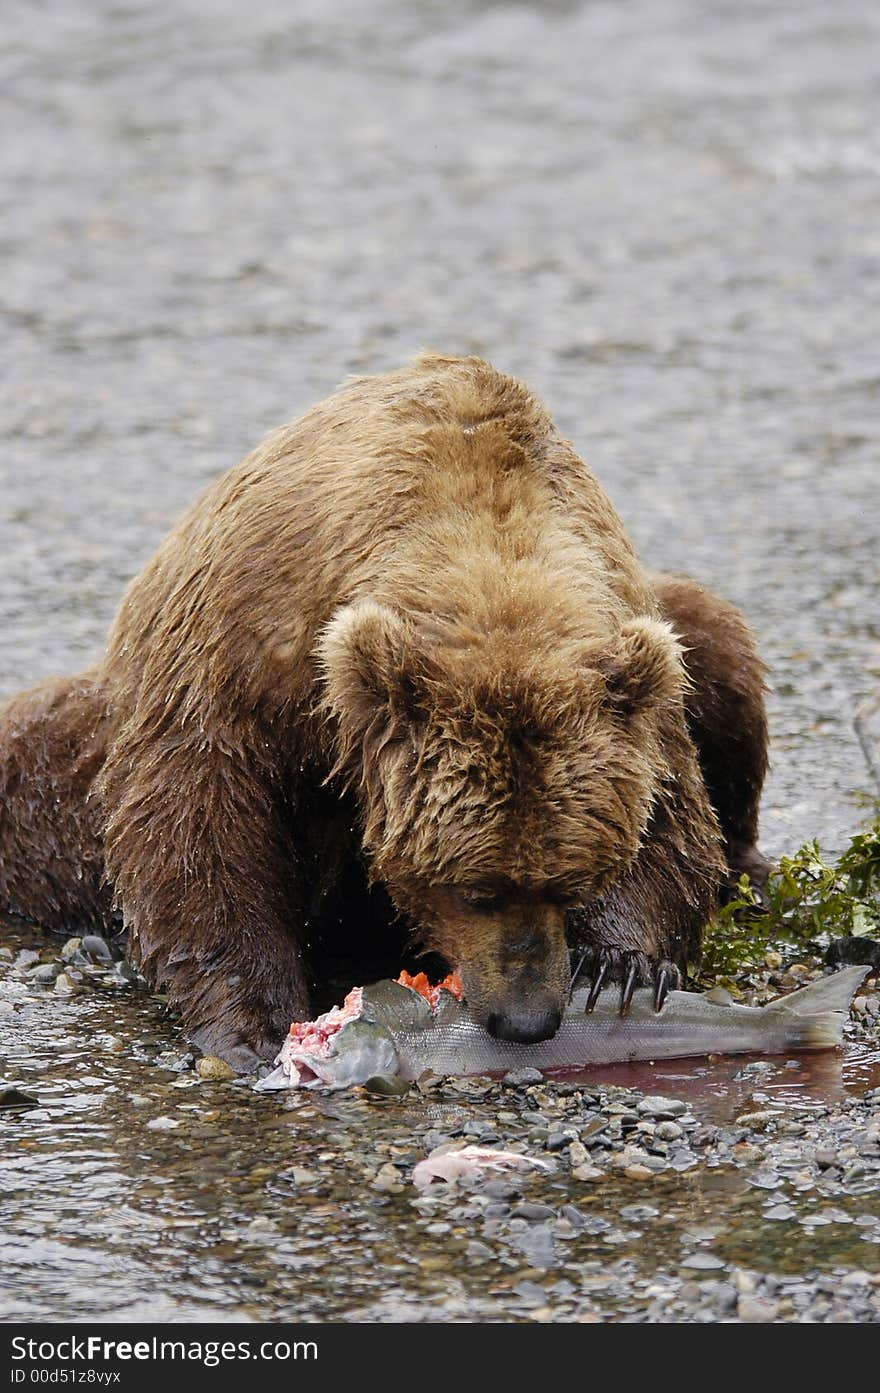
[318, 599, 687, 1043]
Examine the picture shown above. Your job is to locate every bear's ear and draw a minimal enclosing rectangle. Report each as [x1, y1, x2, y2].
[318, 600, 429, 729]
[597, 617, 686, 718]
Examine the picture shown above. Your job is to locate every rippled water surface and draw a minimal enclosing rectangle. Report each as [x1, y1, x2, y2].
[1, 0, 879, 1322]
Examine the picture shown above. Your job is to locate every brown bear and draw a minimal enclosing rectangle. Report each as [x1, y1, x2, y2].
[0, 355, 768, 1068]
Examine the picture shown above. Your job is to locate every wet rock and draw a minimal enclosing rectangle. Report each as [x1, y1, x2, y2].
[109, 961, 140, 987]
[14, 950, 40, 970]
[513, 1202, 556, 1222]
[668, 1148, 699, 1171]
[281, 1166, 319, 1187]
[54, 972, 79, 995]
[372, 1162, 405, 1193]
[507, 1223, 557, 1269]
[363, 1073, 410, 1096]
[749, 1170, 783, 1190]
[735, 1110, 780, 1128]
[482, 1180, 521, 1201]
[546, 1129, 578, 1152]
[637, 1096, 687, 1119]
[567, 1140, 589, 1168]
[733, 1269, 758, 1295]
[244, 1217, 279, 1238]
[60, 939, 82, 961]
[619, 1204, 659, 1222]
[737, 1295, 780, 1322]
[80, 934, 115, 963]
[764, 1204, 796, 1220]
[655, 1121, 684, 1141]
[146, 1116, 180, 1131]
[680, 1252, 726, 1271]
[466, 1241, 493, 1262]
[0, 1087, 40, 1111]
[570, 1158, 604, 1181]
[733, 1061, 776, 1080]
[156, 1051, 195, 1073]
[732, 1142, 764, 1164]
[28, 962, 62, 984]
[502, 1068, 544, 1086]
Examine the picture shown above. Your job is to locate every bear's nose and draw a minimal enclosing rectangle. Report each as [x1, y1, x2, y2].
[486, 1007, 562, 1044]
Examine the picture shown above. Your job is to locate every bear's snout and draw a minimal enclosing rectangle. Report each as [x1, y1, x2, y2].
[486, 1005, 562, 1044]
[456, 918, 571, 1047]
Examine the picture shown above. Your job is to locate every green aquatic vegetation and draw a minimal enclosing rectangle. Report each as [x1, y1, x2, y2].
[700, 818, 880, 980]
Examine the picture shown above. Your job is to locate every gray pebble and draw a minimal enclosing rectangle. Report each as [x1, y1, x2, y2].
[620, 1204, 659, 1222]
[733, 1061, 776, 1079]
[637, 1095, 687, 1119]
[560, 1205, 587, 1231]
[482, 1180, 521, 1201]
[764, 1204, 796, 1221]
[546, 1132, 576, 1152]
[80, 934, 115, 962]
[737, 1295, 780, 1322]
[655, 1121, 684, 1141]
[749, 1171, 783, 1190]
[513, 1202, 556, 1222]
[669, 1151, 698, 1171]
[814, 1148, 838, 1168]
[466, 1241, 494, 1262]
[28, 962, 62, 984]
[680, 1252, 726, 1271]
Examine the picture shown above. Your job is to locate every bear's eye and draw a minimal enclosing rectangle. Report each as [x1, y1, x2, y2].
[544, 885, 585, 908]
[459, 888, 503, 913]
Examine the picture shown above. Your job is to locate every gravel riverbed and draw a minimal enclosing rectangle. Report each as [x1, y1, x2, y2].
[1, 924, 878, 1322]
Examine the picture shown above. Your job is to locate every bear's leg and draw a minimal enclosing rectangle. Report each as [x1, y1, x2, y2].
[570, 718, 728, 1007]
[101, 723, 310, 1069]
[0, 672, 112, 933]
[652, 572, 771, 889]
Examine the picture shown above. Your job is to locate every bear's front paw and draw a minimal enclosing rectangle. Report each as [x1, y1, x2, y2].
[572, 946, 681, 1016]
[189, 1020, 282, 1074]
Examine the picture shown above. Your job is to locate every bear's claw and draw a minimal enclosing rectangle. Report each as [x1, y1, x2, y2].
[574, 947, 680, 1016]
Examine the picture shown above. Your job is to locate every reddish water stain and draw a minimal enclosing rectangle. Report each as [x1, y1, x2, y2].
[553, 1037, 880, 1124]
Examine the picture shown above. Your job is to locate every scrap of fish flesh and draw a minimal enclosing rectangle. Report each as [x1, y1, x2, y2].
[255, 964, 869, 1093]
[412, 1144, 553, 1189]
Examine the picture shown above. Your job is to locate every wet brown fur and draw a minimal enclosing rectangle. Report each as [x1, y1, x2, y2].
[0, 355, 768, 1064]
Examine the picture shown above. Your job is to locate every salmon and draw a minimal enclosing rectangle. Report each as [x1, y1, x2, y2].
[254, 965, 869, 1092]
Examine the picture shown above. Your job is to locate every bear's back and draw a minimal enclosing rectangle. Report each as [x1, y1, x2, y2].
[103, 356, 654, 727]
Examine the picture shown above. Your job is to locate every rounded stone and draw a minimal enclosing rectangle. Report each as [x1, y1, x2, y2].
[196, 1055, 236, 1081]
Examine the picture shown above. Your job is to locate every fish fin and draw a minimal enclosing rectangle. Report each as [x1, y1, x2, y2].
[253, 1066, 290, 1092]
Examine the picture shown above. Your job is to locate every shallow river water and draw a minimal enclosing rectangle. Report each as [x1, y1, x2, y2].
[1, 0, 879, 1323]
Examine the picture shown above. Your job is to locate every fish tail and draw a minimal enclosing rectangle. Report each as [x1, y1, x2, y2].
[766, 964, 869, 1052]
